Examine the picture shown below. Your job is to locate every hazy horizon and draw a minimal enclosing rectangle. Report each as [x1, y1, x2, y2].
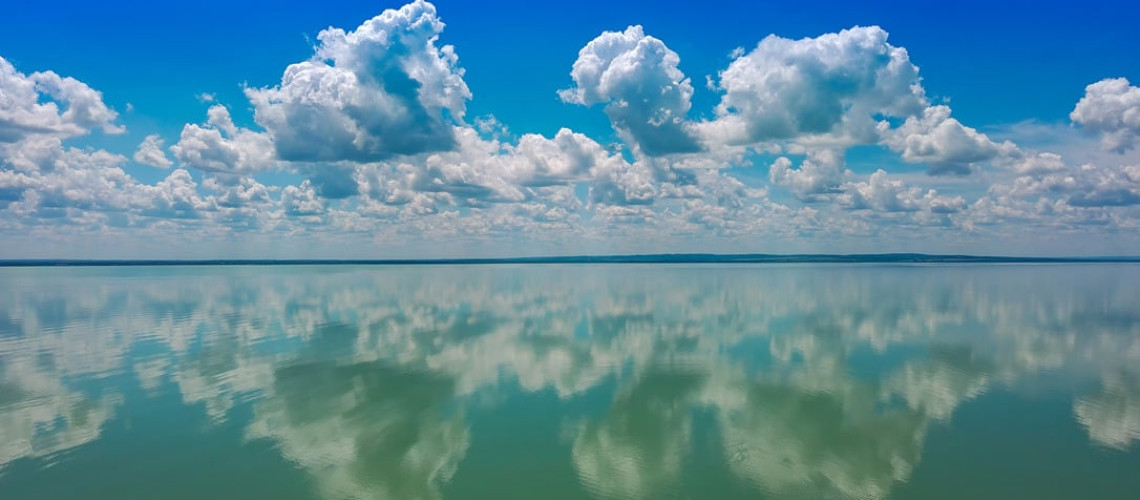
[4, 252, 1140, 264]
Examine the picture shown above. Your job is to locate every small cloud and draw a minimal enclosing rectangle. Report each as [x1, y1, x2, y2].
[133, 134, 173, 168]
[705, 74, 717, 91]
[474, 115, 509, 139]
[197, 92, 216, 103]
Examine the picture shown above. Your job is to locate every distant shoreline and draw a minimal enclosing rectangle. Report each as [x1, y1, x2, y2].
[3, 253, 1140, 267]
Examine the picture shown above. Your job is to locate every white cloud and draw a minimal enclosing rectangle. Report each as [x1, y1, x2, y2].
[985, 156, 1140, 211]
[1011, 151, 1066, 175]
[204, 175, 274, 209]
[884, 105, 1016, 175]
[1067, 164, 1140, 207]
[413, 127, 609, 203]
[587, 159, 657, 207]
[768, 149, 847, 201]
[561, 25, 701, 156]
[700, 26, 926, 147]
[244, 0, 469, 163]
[170, 105, 276, 174]
[366, 125, 646, 214]
[396, 126, 597, 205]
[133, 134, 173, 168]
[1071, 78, 1140, 153]
[840, 169, 966, 213]
[473, 115, 508, 139]
[0, 56, 122, 143]
[7, 3, 1140, 255]
[141, 169, 211, 219]
[281, 180, 325, 216]
[0, 136, 139, 214]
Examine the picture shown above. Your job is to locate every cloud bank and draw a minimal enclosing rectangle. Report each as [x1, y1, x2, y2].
[2, 1, 1139, 257]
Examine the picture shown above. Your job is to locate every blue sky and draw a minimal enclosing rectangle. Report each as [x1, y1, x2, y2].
[1, 0, 1139, 257]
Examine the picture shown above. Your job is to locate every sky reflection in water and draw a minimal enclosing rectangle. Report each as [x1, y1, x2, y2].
[0, 264, 1138, 499]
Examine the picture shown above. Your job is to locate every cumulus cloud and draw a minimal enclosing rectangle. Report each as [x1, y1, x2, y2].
[1, 114, 268, 231]
[1071, 78, 1140, 153]
[142, 169, 210, 218]
[133, 134, 173, 168]
[0, 63, 154, 222]
[963, 149, 1140, 237]
[768, 149, 847, 201]
[204, 175, 274, 209]
[588, 159, 656, 207]
[245, 0, 469, 163]
[0, 56, 122, 143]
[884, 105, 1016, 175]
[1067, 164, 1140, 207]
[170, 105, 276, 174]
[839, 169, 966, 213]
[0, 136, 140, 214]
[388, 125, 647, 212]
[701, 26, 926, 147]
[413, 127, 609, 203]
[985, 157, 1140, 211]
[281, 180, 325, 216]
[1011, 152, 1067, 176]
[7, 2, 1140, 253]
[560, 25, 701, 156]
[0, 135, 243, 228]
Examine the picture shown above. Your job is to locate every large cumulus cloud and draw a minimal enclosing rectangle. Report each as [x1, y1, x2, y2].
[245, 0, 470, 163]
[701, 26, 926, 146]
[560, 26, 702, 156]
[1071, 78, 1140, 153]
[698, 26, 1014, 177]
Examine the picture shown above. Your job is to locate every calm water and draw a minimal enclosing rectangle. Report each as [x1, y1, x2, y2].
[1, 264, 1138, 499]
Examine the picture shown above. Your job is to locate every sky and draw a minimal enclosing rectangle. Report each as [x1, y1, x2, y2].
[1, 0, 1139, 258]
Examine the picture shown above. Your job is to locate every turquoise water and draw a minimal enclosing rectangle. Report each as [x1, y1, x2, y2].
[1, 264, 1138, 499]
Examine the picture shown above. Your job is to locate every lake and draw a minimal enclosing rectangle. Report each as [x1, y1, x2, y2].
[1, 264, 1138, 499]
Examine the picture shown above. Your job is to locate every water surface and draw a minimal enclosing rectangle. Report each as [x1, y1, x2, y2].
[1, 264, 1138, 499]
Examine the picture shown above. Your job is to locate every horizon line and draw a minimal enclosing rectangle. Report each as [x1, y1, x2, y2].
[3, 253, 1140, 267]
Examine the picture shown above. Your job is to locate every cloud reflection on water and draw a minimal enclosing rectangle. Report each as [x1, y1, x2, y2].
[0, 265, 1138, 498]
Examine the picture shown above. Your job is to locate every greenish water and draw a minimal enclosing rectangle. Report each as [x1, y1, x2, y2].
[1, 264, 1138, 499]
